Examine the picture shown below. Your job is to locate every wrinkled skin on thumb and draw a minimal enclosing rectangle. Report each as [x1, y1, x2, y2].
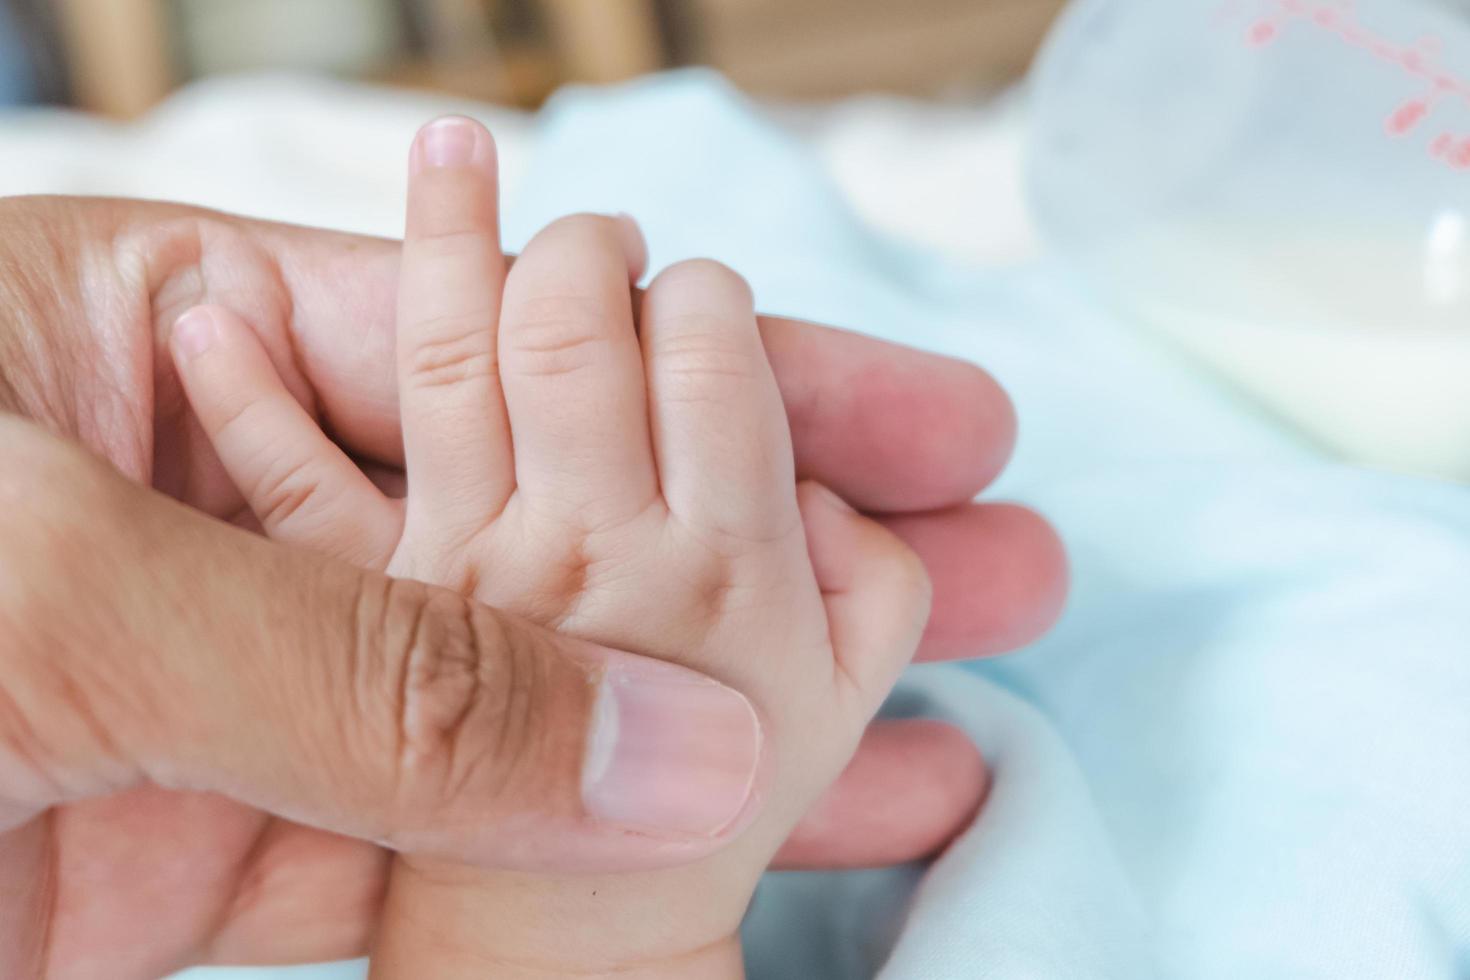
[0, 417, 765, 877]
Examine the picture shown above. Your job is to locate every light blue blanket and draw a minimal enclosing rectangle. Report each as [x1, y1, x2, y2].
[181, 73, 1470, 980]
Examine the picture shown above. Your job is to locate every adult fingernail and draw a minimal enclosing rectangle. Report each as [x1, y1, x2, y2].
[172, 307, 218, 362]
[413, 116, 489, 173]
[582, 657, 762, 838]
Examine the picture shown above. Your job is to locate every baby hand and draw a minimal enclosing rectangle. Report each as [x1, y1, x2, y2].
[170, 116, 932, 977]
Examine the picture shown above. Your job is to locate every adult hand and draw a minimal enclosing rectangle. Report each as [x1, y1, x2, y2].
[0, 417, 777, 977]
[0, 194, 1067, 972]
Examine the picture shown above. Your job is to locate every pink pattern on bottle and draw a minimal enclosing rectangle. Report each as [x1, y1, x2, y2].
[1227, 0, 1467, 168]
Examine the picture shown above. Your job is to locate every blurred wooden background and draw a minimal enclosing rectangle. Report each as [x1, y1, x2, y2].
[5, 0, 1067, 116]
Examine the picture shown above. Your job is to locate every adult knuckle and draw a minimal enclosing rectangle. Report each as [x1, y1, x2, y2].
[383, 583, 557, 830]
[390, 587, 485, 781]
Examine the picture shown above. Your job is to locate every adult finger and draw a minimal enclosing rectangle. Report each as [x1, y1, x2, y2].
[38, 795, 389, 975]
[884, 503, 1071, 662]
[774, 719, 988, 869]
[0, 419, 765, 873]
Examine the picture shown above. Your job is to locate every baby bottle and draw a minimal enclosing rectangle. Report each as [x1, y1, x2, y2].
[1028, 0, 1470, 480]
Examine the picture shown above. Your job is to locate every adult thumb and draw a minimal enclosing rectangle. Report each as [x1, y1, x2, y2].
[0, 419, 764, 872]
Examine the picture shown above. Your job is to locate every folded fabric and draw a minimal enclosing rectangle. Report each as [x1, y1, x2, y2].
[148, 72, 1470, 980]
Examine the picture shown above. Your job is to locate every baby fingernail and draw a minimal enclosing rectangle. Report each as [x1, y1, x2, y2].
[413, 116, 490, 172]
[582, 657, 762, 838]
[172, 307, 218, 362]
